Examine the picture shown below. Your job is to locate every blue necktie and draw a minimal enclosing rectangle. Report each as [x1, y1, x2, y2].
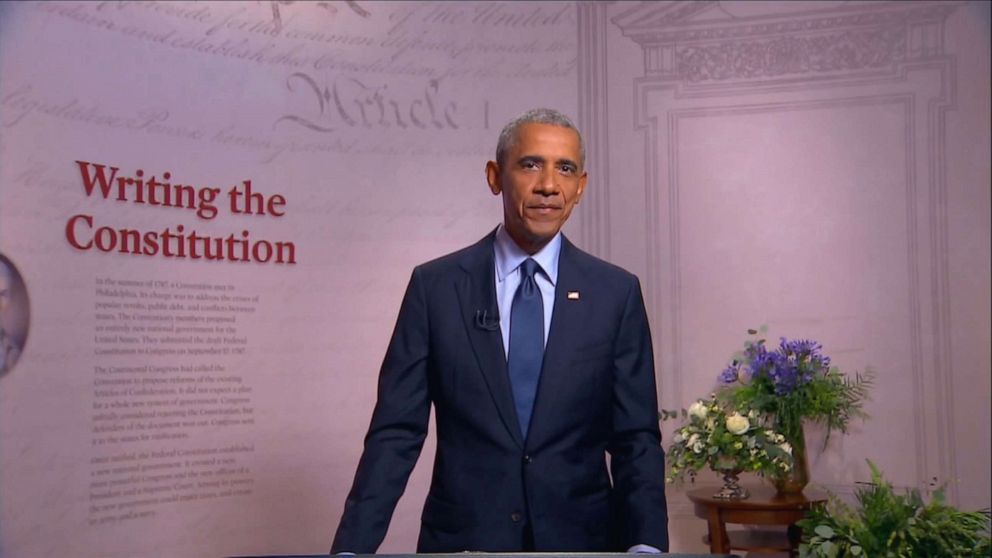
[507, 258, 544, 439]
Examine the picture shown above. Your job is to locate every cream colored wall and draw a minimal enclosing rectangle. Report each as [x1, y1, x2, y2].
[586, 0, 990, 552]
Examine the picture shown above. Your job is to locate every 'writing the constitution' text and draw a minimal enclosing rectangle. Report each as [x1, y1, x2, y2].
[65, 161, 297, 265]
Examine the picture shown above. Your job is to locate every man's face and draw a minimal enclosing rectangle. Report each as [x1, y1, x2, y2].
[486, 123, 587, 254]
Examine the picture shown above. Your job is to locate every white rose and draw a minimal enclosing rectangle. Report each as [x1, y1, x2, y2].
[688, 434, 703, 453]
[673, 431, 684, 444]
[725, 413, 750, 435]
[779, 442, 792, 455]
[688, 401, 708, 420]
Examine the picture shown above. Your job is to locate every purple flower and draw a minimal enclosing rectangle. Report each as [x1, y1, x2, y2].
[750, 346, 780, 375]
[780, 337, 820, 354]
[780, 337, 830, 367]
[768, 359, 801, 394]
[717, 334, 836, 396]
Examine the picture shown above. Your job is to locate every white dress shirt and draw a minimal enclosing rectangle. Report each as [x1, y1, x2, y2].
[493, 224, 560, 357]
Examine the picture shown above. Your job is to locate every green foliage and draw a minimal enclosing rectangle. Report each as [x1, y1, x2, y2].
[727, 367, 874, 445]
[799, 461, 992, 558]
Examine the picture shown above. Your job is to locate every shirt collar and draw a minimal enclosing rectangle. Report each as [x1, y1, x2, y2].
[494, 224, 561, 286]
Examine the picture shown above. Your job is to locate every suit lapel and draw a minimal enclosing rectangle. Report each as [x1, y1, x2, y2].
[455, 231, 525, 448]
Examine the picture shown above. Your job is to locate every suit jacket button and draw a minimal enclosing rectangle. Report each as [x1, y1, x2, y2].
[510, 512, 522, 523]
[523, 455, 532, 464]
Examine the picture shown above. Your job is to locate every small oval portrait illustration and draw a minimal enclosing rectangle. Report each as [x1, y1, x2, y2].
[0, 254, 29, 378]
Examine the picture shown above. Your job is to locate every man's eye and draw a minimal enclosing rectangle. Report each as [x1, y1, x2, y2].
[558, 165, 576, 175]
[521, 161, 540, 170]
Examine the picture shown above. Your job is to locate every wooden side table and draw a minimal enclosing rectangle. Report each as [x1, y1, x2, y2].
[686, 484, 826, 556]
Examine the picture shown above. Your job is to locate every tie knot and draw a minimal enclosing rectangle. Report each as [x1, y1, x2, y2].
[520, 258, 540, 280]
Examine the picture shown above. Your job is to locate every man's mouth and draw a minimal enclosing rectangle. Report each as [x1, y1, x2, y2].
[527, 204, 562, 214]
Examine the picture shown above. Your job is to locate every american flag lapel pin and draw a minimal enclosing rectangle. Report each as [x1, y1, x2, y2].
[567, 291, 580, 300]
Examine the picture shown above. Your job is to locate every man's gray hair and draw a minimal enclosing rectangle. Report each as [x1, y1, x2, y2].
[495, 108, 585, 168]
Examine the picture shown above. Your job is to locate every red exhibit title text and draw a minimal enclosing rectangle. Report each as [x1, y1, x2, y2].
[66, 161, 296, 265]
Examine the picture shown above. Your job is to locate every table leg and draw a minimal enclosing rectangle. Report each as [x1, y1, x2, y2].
[787, 523, 803, 557]
[704, 507, 729, 553]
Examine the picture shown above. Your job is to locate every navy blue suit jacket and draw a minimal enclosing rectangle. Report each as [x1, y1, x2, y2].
[331, 230, 668, 553]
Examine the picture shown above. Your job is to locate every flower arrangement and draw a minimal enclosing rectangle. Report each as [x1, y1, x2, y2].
[799, 461, 991, 557]
[663, 394, 793, 485]
[717, 329, 873, 446]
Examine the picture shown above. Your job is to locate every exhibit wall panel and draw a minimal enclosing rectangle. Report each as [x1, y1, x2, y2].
[0, 2, 580, 556]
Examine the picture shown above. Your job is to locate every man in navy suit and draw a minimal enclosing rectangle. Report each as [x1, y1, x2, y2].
[331, 109, 668, 554]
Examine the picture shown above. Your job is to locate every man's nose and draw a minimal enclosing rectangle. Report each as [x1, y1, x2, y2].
[534, 167, 559, 194]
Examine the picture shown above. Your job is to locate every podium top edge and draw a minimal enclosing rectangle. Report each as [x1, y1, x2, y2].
[227, 554, 735, 558]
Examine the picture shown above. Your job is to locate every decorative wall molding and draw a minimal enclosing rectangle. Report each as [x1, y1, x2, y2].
[613, 1, 956, 85]
[576, 2, 611, 259]
[611, 0, 959, 504]
[675, 26, 906, 83]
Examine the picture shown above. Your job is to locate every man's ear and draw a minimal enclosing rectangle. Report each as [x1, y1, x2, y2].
[485, 160, 501, 195]
[576, 170, 588, 204]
